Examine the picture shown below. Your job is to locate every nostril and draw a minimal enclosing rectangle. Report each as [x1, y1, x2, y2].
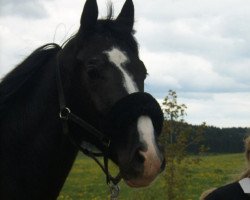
[137, 142, 147, 152]
[160, 158, 166, 171]
[135, 151, 145, 164]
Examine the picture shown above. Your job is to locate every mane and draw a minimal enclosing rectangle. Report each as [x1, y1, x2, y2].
[0, 43, 61, 115]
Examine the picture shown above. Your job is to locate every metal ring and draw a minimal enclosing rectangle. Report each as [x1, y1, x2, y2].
[59, 107, 71, 120]
[109, 183, 120, 200]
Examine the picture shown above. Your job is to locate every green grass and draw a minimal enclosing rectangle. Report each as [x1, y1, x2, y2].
[58, 153, 246, 200]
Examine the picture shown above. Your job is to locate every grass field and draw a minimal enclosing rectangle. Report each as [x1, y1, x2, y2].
[58, 153, 246, 200]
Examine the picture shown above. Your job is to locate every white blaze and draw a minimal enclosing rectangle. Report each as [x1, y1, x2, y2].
[104, 47, 138, 94]
[137, 115, 162, 178]
[137, 116, 157, 155]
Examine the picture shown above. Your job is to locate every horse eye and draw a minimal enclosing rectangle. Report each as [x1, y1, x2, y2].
[86, 67, 100, 79]
[85, 57, 104, 80]
[86, 57, 104, 66]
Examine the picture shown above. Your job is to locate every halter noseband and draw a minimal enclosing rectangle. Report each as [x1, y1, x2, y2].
[55, 58, 121, 198]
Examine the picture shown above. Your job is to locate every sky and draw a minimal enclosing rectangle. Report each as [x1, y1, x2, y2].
[0, 0, 249, 128]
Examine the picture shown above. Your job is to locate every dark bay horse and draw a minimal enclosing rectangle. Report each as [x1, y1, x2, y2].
[0, 0, 165, 199]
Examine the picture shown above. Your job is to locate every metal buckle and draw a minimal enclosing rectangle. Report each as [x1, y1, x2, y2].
[59, 107, 71, 120]
[103, 138, 111, 148]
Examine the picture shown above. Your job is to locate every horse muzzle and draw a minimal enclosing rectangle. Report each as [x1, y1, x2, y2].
[107, 92, 165, 187]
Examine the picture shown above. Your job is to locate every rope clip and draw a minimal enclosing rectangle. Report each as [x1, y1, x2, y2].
[109, 182, 120, 200]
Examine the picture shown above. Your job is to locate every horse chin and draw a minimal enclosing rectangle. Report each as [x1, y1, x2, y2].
[124, 176, 157, 188]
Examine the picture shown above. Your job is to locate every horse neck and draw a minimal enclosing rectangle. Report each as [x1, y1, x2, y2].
[0, 54, 78, 200]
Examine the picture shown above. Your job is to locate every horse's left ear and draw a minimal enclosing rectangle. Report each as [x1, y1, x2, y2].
[80, 0, 98, 32]
[116, 0, 134, 32]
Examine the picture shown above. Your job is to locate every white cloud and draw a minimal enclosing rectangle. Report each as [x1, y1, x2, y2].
[142, 50, 250, 93]
[157, 92, 250, 127]
[0, 0, 50, 18]
[180, 92, 250, 127]
[0, 0, 249, 127]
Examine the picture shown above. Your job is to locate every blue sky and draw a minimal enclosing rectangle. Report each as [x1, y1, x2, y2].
[0, 0, 249, 127]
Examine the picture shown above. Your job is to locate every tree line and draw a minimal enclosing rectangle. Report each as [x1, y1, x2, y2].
[161, 90, 250, 154]
[187, 124, 250, 153]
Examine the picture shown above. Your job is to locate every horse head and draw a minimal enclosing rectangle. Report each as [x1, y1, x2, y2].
[58, 0, 165, 188]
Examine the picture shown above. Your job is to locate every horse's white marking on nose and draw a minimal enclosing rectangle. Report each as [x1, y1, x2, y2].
[137, 116, 157, 155]
[137, 115, 162, 176]
[104, 47, 138, 94]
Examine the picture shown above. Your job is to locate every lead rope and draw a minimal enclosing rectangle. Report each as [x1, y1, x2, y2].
[55, 58, 121, 199]
[104, 157, 120, 200]
[79, 142, 121, 200]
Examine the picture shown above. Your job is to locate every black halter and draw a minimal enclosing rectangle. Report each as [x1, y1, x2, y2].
[55, 51, 164, 199]
[55, 57, 122, 196]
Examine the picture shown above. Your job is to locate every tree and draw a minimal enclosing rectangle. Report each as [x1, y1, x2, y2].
[161, 90, 206, 200]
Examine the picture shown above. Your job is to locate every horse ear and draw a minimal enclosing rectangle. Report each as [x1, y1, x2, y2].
[116, 0, 134, 32]
[80, 0, 98, 31]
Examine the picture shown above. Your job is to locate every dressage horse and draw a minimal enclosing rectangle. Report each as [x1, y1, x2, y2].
[0, 0, 165, 199]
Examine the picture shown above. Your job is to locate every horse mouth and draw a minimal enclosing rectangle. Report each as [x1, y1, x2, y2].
[120, 162, 163, 188]
[120, 155, 166, 188]
[125, 179, 151, 188]
[123, 174, 159, 188]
